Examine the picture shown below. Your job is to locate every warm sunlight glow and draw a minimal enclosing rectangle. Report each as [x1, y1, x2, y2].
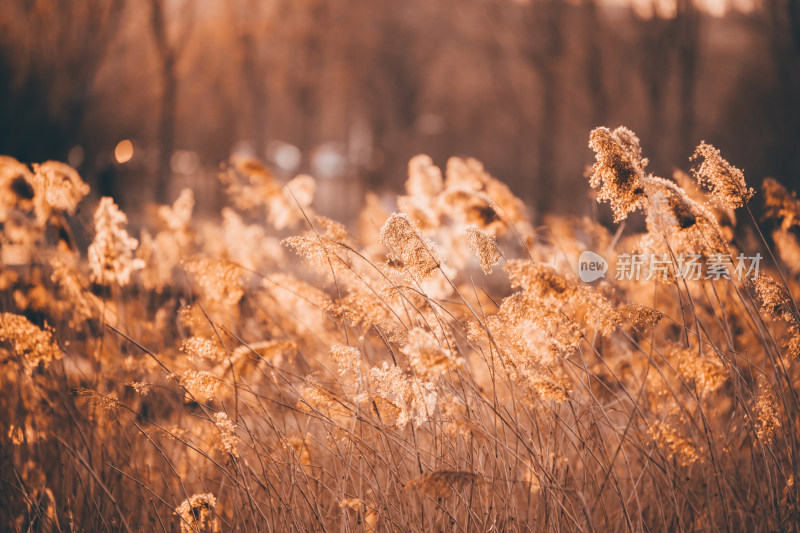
[1, 126, 798, 530]
[606, 0, 757, 17]
[0, 0, 797, 527]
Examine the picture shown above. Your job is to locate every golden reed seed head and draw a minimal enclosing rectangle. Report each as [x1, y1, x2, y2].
[0, 313, 61, 373]
[588, 126, 648, 222]
[690, 142, 754, 210]
[647, 420, 701, 466]
[639, 176, 728, 258]
[465, 225, 501, 274]
[31, 160, 90, 223]
[49, 255, 99, 326]
[176, 370, 220, 403]
[445, 156, 531, 237]
[753, 276, 797, 324]
[618, 303, 663, 333]
[330, 344, 363, 380]
[88, 197, 144, 286]
[755, 375, 781, 444]
[675, 350, 727, 394]
[505, 260, 571, 299]
[406, 154, 444, 198]
[401, 327, 460, 380]
[367, 362, 437, 428]
[282, 217, 354, 275]
[773, 229, 800, 276]
[379, 213, 442, 280]
[75, 388, 124, 414]
[182, 336, 225, 363]
[763, 177, 800, 230]
[178, 304, 217, 338]
[130, 381, 152, 396]
[213, 412, 240, 458]
[297, 382, 353, 424]
[176, 493, 219, 533]
[0, 156, 34, 223]
[158, 187, 194, 233]
[183, 258, 244, 308]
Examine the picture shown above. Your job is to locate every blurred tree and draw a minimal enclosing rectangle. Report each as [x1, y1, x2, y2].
[582, 0, 609, 128]
[0, 0, 125, 164]
[633, 0, 700, 166]
[675, 0, 701, 157]
[516, 0, 566, 217]
[634, 8, 675, 169]
[0, 0, 797, 215]
[284, 0, 326, 147]
[764, 0, 800, 185]
[227, 0, 275, 157]
[148, 0, 194, 203]
[360, 0, 425, 187]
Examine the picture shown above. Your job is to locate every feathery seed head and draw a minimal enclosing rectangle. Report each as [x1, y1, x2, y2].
[588, 126, 648, 222]
[379, 213, 441, 280]
[465, 225, 502, 274]
[176, 493, 219, 533]
[690, 142, 753, 210]
[88, 197, 144, 286]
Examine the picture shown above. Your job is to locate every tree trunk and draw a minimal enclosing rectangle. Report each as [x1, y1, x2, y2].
[156, 55, 176, 204]
[676, 0, 699, 158]
[537, 67, 558, 218]
[583, 0, 608, 128]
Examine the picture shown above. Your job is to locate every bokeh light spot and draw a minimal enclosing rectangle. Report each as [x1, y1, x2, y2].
[115, 140, 134, 164]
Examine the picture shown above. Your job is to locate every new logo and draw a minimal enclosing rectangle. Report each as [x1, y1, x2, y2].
[578, 250, 608, 282]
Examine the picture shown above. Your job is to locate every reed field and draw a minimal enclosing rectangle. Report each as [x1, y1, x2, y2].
[2, 126, 800, 531]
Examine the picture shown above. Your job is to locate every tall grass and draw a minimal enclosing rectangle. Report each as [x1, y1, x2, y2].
[1, 128, 799, 531]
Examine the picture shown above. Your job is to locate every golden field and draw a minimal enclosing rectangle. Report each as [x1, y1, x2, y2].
[1, 127, 800, 531]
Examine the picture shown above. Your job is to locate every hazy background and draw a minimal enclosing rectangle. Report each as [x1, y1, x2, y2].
[0, 0, 798, 223]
